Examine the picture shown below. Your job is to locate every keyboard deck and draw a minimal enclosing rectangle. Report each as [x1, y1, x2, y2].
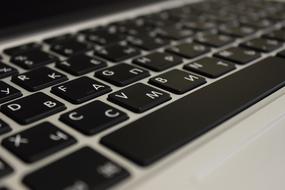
[1, 0, 285, 189]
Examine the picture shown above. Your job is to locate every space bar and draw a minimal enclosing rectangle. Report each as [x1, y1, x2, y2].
[101, 57, 285, 166]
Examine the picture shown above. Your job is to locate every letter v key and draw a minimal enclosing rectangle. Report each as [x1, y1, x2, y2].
[115, 92, 128, 99]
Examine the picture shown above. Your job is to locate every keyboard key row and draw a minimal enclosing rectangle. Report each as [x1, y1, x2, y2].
[101, 57, 285, 166]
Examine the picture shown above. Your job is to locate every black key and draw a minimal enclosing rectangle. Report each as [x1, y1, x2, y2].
[149, 69, 206, 94]
[56, 53, 106, 76]
[166, 42, 210, 59]
[4, 43, 41, 56]
[52, 77, 111, 104]
[10, 50, 58, 70]
[219, 25, 256, 37]
[184, 57, 236, 78]
[1, 92, 66, 125]
[0, 81, 22, 104]
[43, 34, 75, 45]
[12, 67, 68, 92]
[95, 63, 150, 87]
[152, 27, 194, 40]
[85, 30, 124, 46]
[127, 35, 169, 50]
[94, 42, 141, 62]
[108, 83, 171, 113]
[50, 39, 91, 57]
[60, 101, 128, 135]
[239, 17, 273, 29]
[133, 52, 183, 72]
[214, 47, 261, 65]
[23, 147, 129, 190]
[240, 38, 282, 52]
[194, 33, 234, 47]
[263, 30, 285, 42]
[0, 62, 18, 79]
[0, 119, 11, 135]
[182, 20, 217, 31]
[2, 122, 76, 163]
[0, 158, 13, 179]
[101, 57, 285, 166]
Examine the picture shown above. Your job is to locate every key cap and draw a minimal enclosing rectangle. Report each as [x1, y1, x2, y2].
[0, 81, 22, 104]
[2, 122, 76, 163]
[182, 20, 217, 31]
[95, 63, 150, 87]
[0, 158, 13, 179]
[60, 101, 128, 135]
[149, 69, 206, 94]
[108, 83, 171, 113]
[263, 30, 285, 42]
[184, 57, 236, 78]
[1, 92, 66, 125]
[12, 67, 68, 92]
[239, 17, 273, 29]
[50, 39, 92, 57]
[166, 42, 210, 59]
[133, 52, 183, 72]
[152, 27, 194, 40]
[0, 62, 18, 79]
[0, 119, 11, 135]
[56, 53, 106, 76]
[23, 147, 129, 190]
[219, 25, 256, 37]
[10, 50, 58, 70]
[240, 38, 282, 52]
[127, 35, 169, 51]
[52, 77, 111, 104]
[85, 29, 124, 46]
[214, 47, 261, 65]
[194, 33, 234, 47]
[101, 57, 285, 166]
[43, 34, 75, 45]
[4, 43, 41, 56]
[94, 42, 141, 62]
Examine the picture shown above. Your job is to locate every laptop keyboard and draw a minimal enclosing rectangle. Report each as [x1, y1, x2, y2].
[1, 0, 285, 189]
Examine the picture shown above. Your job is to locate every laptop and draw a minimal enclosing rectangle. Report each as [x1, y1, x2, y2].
[0, 0, 285, 189]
